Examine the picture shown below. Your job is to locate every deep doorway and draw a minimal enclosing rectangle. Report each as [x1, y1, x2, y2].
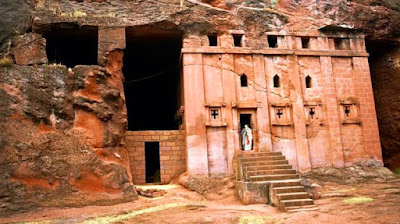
[240, 114, 252, 130]
[123, 30, 182, 131]
[145, 142, 161, 183]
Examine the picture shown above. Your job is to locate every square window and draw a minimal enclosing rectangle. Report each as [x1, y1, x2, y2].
[301, 37, 310, 49]
[233, 34, 243, 47]
[208, 34, 218, 46]
[268, 36, 278, 48]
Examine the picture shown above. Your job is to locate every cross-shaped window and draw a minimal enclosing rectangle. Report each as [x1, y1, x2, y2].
[344, 106, 351, 117]
[211, 109, 219, 119]
[276, 109, 283, 119]
[309, 107, 315, 119]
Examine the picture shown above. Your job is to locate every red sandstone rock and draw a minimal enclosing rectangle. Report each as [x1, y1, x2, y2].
[11, 33, 47, 66]
[0, 0, 399, 218]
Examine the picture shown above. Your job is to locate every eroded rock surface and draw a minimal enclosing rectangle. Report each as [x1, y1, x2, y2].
[1, 0, 400, 216]
[0, 64, 135, 216]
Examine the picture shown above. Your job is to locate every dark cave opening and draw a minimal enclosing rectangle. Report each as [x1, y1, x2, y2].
[43, 26, 98, 68]
[366, 39, 400, 172]
[123, 30, 182, 131]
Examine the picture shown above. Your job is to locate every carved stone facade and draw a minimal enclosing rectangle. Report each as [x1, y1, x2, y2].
[182, 30, 383, 175]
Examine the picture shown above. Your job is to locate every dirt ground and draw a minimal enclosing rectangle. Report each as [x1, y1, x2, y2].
[1, 178, 400, 224]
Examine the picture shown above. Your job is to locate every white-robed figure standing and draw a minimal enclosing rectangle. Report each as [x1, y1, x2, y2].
[240, 124, 253, 151]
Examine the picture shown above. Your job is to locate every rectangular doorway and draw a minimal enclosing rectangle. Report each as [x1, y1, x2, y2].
[240, 114, 252, 130]
[239, 114, 254, 151]
[145, 142, 161, 183]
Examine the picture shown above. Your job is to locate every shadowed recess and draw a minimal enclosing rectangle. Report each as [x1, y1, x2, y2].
[123, 30, 182, 131]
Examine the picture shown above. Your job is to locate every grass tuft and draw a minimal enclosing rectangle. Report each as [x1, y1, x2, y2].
[0, 57, 12, 67]
[73, 10, 87, 17]
[237, 215, 282, 224]
[82, 203, 186, 224]
[343, 197, 374, 204]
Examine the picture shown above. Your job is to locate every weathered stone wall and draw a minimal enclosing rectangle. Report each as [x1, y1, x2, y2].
[0, 64, 135, 216]
[125, 131, 186, 184]
[0, 0, 399, 215]
[369, 42, 400, 172]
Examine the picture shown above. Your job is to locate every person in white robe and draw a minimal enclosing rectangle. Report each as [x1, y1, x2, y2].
[241, 124, 252, 151]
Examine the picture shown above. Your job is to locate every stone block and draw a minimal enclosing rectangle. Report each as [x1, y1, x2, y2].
[98, 27, 125, 65]
[236, 181, 270, 205]
[12, 33, 47, 65]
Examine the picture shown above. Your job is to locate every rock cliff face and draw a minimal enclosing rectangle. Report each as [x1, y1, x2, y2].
[368, 41, 400, 172]
[0, 0, 399, 216]
[0, 63, 135, 215]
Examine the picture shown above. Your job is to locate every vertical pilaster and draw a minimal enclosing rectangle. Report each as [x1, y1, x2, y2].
[183, 53, 209, 175]
[320, 56, 345, 167]
[253, 54, 273, 152]
[221, 53, 237, 174]
[182, 35, 209, 175]
[353, 57, 383, 164]
[288, 55, 312, 172]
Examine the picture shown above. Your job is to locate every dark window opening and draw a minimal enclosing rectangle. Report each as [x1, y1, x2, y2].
[334, 38, 350, 50]
[273, 75, 280, 88]
[233, 34, 243, 47]
[208, 34, 218, 46]
[306, 75, 312, 88]
[301, 37, 310, 49]
[123, 30, 182, 130]
[44, 26, 98, 68]
[240, 114, 252, 130]
[268, 36, 278, 48]
[240, 74, 248, 87]
[145, 142, 160, 183]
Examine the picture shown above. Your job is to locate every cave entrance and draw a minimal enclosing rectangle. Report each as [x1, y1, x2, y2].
[366, 39, 400, 172]
[145, 142, 161, 183]
[123, 30, 182, 131]
[43, 25, 98, 68]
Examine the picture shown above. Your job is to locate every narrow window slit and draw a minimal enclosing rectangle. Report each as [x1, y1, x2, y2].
[306, 75, 312, 88]
[240, 74, 248, 87]
[273, 75, 280, 88]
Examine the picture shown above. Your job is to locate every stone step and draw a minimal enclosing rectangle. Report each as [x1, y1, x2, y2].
[249, 174, 300, 182]
[285, 205, 319, 212]
[242, 160, 289, 167]
[246, 169, 296, 176]
[244, 164, 292, 171]
[280, 199, 314, 208]
[276, 192, 310, 200]
[241, 155, 286, 162]
[272, 186, 305, 194]
[269, 179, 303, 188]
[239, 152, 282, 158]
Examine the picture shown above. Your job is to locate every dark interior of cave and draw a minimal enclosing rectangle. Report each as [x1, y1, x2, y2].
[43, 26, 98, 68]
[366, 39, 400, 171]
[123, 30, 182, 131]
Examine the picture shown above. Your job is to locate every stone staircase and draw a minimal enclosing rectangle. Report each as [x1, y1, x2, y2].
[238, 151, 318, 212]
